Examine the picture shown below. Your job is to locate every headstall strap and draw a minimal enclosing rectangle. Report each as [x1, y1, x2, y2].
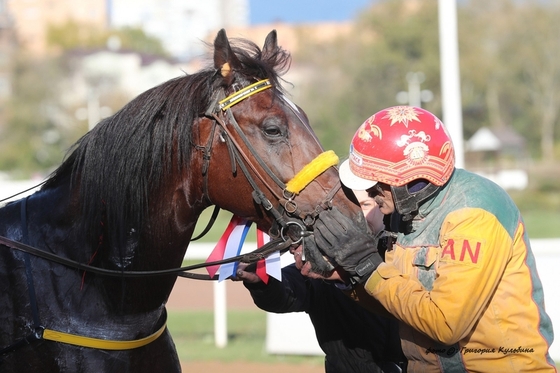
[218, 79, 272, 111]
[209, 79, 288, 217]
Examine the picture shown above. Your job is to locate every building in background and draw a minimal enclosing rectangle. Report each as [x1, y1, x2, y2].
[0, 0, 14, 95]
[465, 126, 529, 190]
[61, 47, 190, 131]
[109, 0, 248, 61]
[3, 0, 249, 133]
[6, 0, 248, 61]
[6, 0, 107, 56]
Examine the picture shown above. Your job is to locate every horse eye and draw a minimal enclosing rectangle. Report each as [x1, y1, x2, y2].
[263, 125, 283, 138]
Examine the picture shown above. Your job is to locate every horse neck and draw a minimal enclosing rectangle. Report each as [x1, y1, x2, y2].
[96, 184, 207, 312]
[22, 181, 201, 314]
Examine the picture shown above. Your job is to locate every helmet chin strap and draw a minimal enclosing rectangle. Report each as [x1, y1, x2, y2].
[391, 183, 441, 221]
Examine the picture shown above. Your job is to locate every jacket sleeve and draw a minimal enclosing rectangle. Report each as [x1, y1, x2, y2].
[243, 263, 311, 313]
[365, 207, 514, 345]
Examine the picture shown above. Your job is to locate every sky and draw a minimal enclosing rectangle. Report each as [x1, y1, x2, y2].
[249, 0, 374, 25]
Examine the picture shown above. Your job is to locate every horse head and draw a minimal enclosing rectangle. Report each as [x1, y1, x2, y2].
[192, 29, 363, 244]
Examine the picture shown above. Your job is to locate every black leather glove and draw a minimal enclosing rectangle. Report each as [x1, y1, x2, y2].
[312, 207, 383, 284]
[301, 233, 337, 276]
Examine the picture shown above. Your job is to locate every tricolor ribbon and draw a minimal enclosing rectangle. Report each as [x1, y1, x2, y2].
[204, 216, 241, 278]
[257, 230, 282, 283]
[256, 230, 269, 284]
[205, 215, 282, 282]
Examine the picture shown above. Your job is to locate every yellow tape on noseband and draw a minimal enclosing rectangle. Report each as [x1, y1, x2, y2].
[285, 150, 339, 195]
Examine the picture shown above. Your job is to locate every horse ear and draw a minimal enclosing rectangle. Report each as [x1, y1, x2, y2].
[262, 30, 278, 58]
[213, 28, 241, 82]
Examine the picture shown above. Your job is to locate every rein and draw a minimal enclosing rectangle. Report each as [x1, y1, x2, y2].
[0, 233, 293, 279]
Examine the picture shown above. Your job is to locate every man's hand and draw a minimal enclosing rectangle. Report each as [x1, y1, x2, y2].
[232, 263, 261, 283]
[292, 245, 346, 282]
[309, 207, 383, 284]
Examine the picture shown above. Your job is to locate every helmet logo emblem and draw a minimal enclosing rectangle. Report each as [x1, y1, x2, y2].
[397, 130, 431, 165]
[383, 106, 421, 128]
[357, 117, 382, 142]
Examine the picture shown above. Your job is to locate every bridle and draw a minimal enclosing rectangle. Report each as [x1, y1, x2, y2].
[200, 79, 341, 241]
[0, 78, 342, 354]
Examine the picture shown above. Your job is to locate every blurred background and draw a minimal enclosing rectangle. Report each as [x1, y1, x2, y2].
[0, 0, 559, 225]
[0, 0, 558, 370]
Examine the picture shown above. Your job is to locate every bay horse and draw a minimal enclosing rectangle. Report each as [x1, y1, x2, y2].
[0, 29, 363, 372]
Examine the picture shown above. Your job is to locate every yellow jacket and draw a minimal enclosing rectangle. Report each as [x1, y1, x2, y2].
[364, 169, 556, 372]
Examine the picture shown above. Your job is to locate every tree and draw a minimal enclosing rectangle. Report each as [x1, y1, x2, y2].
[459, 0, 560, 161]
[46, 21, 170, 58]
[504, 2, 560, 162]
[294, 0, 441, 156]
[0, 52, 86, 176]
[291, 0, 560, 162]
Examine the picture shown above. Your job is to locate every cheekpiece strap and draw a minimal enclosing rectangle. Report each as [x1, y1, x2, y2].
[218, 79, 272, 111]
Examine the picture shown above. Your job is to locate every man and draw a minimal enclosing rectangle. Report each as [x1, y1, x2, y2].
[353, 189, 385, 235]
[234, 191, 406, 373]
[304, 106, 556, 372]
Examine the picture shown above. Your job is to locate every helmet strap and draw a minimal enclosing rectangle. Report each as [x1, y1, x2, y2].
[391, 183, 441, 221]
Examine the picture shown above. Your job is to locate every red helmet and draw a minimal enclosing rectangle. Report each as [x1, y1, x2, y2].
[340, 106, 455, 190]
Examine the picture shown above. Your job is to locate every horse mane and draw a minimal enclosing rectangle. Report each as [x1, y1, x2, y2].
[43, 35, 291, 250]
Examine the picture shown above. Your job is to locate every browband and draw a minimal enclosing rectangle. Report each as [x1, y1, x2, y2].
[218, 79, 272, 111]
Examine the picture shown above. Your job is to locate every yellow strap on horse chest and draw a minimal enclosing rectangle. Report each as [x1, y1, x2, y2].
[42, 320, 166, 350]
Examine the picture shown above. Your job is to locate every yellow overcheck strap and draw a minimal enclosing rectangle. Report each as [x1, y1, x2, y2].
[42, 321, 167, 350]
[285, 150, 339, 195]
[219, 79, 272, 111]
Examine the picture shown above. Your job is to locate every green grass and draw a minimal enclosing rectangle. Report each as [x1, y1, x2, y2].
[192, 208, 234, 243]
[520, 210, 560, 238]
[167, 310, 324, 366]
[168, 310, 559, 369]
